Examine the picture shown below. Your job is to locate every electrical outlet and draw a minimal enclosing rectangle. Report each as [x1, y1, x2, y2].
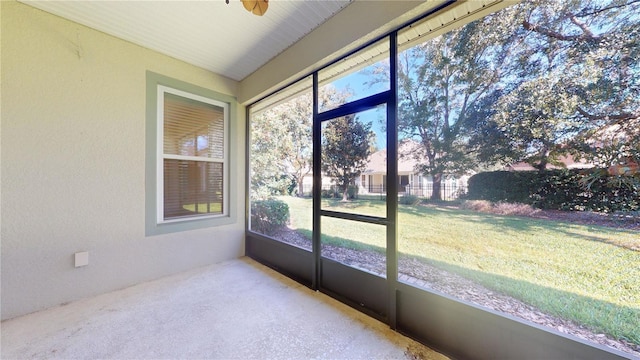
[74, 251, 89, 267]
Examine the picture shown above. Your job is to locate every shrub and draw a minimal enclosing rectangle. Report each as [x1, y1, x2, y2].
[467, 171, 532, 203]
[493, 202, 540, 216]
[399, 194, 420, 205]
[250, 198, 290, 235]
[321, 189, 335, 198]
[347, 185, 359, 200]
[461, 200, 539, 216]
[467, 169, 640, 213]
[531, 170, 639, 212]
[321, 185, 359, 200]
[460, 200, 493, 212]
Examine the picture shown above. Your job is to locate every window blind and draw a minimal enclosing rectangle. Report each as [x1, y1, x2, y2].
[163, 92, 225, 220]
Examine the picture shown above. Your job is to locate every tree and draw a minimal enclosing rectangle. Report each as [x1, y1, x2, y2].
[251, 86, 351, 199]
[482, 0, 640, 170]
[490, 76, 584, 171]
[396, 12, 519, 200]
[278, 93, 313, 197]
[251, 103, 296, 198]
[322, 115, 373, 201]
[251, 98, 310, 199]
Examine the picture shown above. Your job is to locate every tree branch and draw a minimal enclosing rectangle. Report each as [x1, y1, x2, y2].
[522, 19, 599, 42]
[576, 106, 640, 123]
[569, 15, 594, 38]
[574, 0, 640, 18]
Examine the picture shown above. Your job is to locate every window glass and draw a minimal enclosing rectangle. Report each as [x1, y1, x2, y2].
[163, 160, 223, 219]
[320, 106, 386, 218]
[318, 39, 390, 113]
[248, 77, 313, 250]
[396, 1, 640, 356]
[159, 87, 228, 222]
[145, 72, 235, 235]
[163, 93, 224, 158]
[321, 216, 386, 276]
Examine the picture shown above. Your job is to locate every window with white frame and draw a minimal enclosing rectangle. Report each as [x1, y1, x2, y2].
[157, 86, 229, 223]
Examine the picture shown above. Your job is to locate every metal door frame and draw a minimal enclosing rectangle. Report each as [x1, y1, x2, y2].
[245, 4, 628, 357]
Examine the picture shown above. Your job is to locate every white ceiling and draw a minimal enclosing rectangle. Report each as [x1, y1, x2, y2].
[21, 0, 352, 81]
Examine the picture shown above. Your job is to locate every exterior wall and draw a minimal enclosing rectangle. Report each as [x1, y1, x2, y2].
[0, 1, 245, 320]
[358, 174, 386, 194]
[358, 172, 469, 199]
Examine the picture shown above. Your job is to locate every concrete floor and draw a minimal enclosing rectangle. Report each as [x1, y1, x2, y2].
[1, 257, 449, 359]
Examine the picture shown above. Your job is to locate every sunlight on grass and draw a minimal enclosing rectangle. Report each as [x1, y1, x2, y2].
[396, 205, 639, 305]
[183, 202, 222, 214]
[285, 196, 313, 235]
[279, 196, 640, 344]
[321, 216, 386, 252]
[321, 198, 387, 217]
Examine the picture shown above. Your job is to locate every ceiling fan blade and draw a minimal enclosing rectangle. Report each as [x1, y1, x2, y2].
[241, 0, 256, 12]
[253, 0, 268, 16]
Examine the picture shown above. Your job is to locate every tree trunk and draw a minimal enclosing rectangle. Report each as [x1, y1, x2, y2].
[342, 187, 349, 202]
[297, 176, 305, 197]
[431, 173, 442, 201]
[534, 160, 547, 172]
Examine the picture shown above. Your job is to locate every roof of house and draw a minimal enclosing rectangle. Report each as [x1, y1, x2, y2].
[363, 141, 421, 174]
[505, 153, 594, 171]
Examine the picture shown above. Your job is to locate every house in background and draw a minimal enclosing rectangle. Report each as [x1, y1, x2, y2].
[357, 141, 469, 200]
[357, 145, 415, 195]
[505, 153, 594, 171]
[2, 1, 628, 358]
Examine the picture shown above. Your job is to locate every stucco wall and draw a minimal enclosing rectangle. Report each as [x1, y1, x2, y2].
[1, 1, 245, 320]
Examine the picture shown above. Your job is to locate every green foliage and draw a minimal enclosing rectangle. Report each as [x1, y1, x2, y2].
[250, 199, 290, 235]
[250, 86, 354, 199]
[282, 196, 640, 345]
[321, 185, 359, 200]
[321, 115, 373, 201]
[347, 185, 359, 200]
[474, 0, 640, 169]
[321, 189, 334, 199]
[468, 170, 640, 212]
[395, 15, 518, 199]
[394, 0, 640, 181]
[467, 171, 531, 203]
[490, 80, 583, 171]
[250, 93, 312, 199]
[399, 194, 420, 205]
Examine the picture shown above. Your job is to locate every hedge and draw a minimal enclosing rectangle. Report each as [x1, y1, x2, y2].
[467, 170, 639, 212]
[250, 198, 290, 235]
[321, 185, 359, 199]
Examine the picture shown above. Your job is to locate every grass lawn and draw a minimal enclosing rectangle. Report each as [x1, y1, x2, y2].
[183, 202, 222, 213]
[280, 196, 640, 345]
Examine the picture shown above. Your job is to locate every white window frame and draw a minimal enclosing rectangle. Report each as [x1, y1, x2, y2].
[156, 85, 230, 224]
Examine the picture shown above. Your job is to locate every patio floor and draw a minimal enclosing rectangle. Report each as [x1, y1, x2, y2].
[1, 257, 448, 359]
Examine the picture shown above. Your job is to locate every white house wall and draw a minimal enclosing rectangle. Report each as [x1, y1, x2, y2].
[1, 1, 245, 320]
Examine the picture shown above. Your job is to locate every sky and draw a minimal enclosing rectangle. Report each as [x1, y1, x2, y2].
[331, 69, 389, 150]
